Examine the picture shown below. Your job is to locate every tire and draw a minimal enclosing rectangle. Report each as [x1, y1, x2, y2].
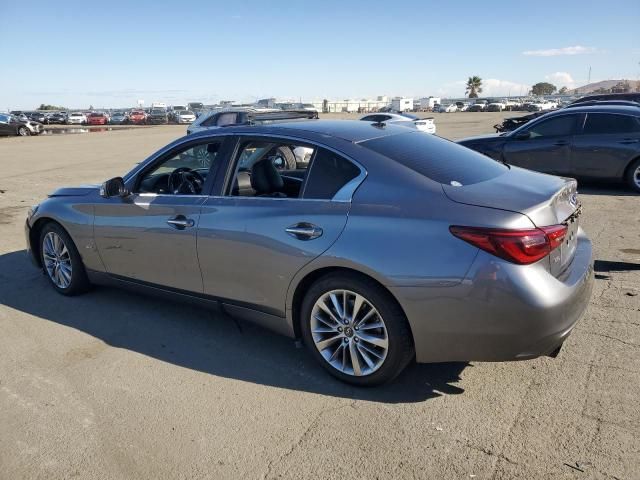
[274, 146, 296, 170]
[625, 158, 640, 193]
[300, 272, 414, 386]
[17, 126, 30, 136]
[39, 222, 90, 296]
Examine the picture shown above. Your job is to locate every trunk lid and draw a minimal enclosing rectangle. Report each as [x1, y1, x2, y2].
[443, 166, 581, 275]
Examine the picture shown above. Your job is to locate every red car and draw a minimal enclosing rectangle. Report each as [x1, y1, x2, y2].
[129, 110, 147, 124]
[87, 113, 108, 125]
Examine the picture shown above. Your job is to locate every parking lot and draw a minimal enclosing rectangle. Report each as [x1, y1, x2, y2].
[0, 112, 638, 479]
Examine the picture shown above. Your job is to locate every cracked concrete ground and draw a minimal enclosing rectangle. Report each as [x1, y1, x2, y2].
[0, 114, 638, 479]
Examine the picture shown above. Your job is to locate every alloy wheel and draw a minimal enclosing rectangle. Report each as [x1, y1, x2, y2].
[310, 289, 389, 376]
[42, 231, 72, 289]
[634, 165, 640, 189]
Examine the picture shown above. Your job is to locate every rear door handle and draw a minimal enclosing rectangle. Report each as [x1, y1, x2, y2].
[620, 138, 640, 144]
[286, 223, 323, 240]
[167, 215, 195, 229]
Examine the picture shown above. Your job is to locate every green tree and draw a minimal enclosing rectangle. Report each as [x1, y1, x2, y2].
[558, 86, 568, 95]
[465, 76, 483, 98]
[38, 104, 66, 110]
[531, 82, 557, 95]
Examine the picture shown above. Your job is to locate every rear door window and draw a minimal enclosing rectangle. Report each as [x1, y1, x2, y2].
[582, 113, 640, 135]
[361, 132, 508, 186]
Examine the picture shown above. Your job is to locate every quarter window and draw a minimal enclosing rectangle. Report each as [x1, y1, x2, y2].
[304, 149, 361, 200]
[583, 113, 640, 135]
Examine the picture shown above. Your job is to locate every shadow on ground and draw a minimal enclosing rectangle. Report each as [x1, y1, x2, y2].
[0, 250, 467, 404]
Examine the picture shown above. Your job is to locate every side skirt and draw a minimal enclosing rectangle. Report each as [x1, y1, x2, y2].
[86, 270, 295, 338]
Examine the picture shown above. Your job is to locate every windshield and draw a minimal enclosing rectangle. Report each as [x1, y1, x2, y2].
[178, 110, 191, 115]
[361, 131, 508, 186]
[151, 110, 165, 114]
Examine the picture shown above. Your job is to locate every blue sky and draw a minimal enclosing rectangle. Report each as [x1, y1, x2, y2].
[1, 0, 638, 109]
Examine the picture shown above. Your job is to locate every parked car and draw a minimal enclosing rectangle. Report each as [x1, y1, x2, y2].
[456, 101, 470, 112]
[438, 104, 458, 113]
[0, 113, 43, 136]
[10, 111, 29, 122]
[486, 102, 505, 112]
[468, 103, 486, 112]
[360, 112, 436, 134]
[67, 112, 87, 125]
[87, 112, 108, 125]
[29, 112, 47, 123]
[458, 105, 640, 191]
[146, 109, 169, 125]
[47, 113, 67, 125]
[174, 110, 196, 124]
[25, 120, 593, 385]
[187, 108, 315, 135]
[570, 92, 640, 105]
[109, 111, 128, 124]
[128, 110, 147, 125]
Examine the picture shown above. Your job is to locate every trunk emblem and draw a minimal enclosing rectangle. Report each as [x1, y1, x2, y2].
[569, 192, 578, 207]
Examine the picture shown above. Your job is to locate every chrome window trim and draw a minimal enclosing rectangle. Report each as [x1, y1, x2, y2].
[223, 132, 367, 203]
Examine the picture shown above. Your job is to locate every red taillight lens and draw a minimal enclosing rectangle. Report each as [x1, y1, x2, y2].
[449, 224, 568, 265]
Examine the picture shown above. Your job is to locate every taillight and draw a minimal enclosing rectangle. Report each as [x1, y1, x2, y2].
[449, 225, 567, 265]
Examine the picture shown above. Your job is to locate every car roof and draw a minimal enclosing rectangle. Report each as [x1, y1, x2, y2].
[553, 105, 640, 115]
[190, 119, 411, 143]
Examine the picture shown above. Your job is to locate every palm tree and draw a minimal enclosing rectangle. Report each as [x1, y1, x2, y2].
[466, 76, 483, 98]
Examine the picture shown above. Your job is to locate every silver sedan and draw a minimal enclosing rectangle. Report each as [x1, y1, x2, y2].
[25, 120, 593, 386]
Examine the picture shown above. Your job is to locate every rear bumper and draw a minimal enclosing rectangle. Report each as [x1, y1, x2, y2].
[391, 228, 593, 363]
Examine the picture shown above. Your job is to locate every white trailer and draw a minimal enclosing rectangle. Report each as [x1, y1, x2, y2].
[391, 97, 414, 112]
[419, 97, 441, 111]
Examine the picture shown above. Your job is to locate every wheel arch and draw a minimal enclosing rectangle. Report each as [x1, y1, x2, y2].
[622, 154, 640, 181]
[288, 265, 414, 345]
[29, 217, 65, 267]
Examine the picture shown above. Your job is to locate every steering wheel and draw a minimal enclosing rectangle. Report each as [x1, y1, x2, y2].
[167, 167, 204, 194]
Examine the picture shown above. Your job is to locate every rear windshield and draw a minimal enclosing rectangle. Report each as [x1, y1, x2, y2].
[360, 132, 508, 186]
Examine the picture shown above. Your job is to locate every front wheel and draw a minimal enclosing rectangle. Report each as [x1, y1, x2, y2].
[625, 158, 640, 193]
[300, 273, 414, 386]
[17, 126, 30, 136]
[39, 222, 90, 295]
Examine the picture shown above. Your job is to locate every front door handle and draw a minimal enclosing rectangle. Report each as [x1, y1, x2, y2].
[286, 223, 323, 240]
[167, 215, 195, 229]
[620, 138, 640, 144]
[553, 140, 569, 146]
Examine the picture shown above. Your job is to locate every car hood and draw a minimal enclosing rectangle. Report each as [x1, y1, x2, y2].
[49, 185, 99, 197]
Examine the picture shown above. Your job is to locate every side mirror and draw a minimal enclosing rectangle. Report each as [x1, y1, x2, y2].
[100, 177, 130, 198]
[514, 131, 531, 140]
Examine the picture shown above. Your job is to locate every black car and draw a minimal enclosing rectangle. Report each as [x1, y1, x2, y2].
[29, 112, 47, 123]
[47, 113, 67, 124]
[146, 109, 168, 124]
[570, 92, 640, 105]
[458, 105, 640, 192]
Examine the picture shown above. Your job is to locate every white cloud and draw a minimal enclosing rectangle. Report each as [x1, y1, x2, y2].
[522, 45, 598, 57]
[481, 79, 531, 97]
[545, 72, 576, 89]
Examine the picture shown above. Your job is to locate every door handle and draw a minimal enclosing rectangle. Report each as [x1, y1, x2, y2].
[553, 140, 569, 146]
[286, 223, 323, 240]
[167, 215, 195, 229]
[620, 138, 640, 144]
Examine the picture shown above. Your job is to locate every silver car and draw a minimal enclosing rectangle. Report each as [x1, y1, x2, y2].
[25, 120, 593, 386]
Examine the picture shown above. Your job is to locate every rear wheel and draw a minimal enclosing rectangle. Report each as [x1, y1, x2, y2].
[625, 158, 640, 193]
[39, 222, 90, 296]
[300, 273, 414, 386]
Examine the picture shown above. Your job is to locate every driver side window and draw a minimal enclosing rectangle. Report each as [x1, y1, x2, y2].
[526, 115, 576, 138]
[137, 140, 223, 195]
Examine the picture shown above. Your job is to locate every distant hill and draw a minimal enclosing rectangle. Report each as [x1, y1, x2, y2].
[571, 79, 639, 94]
